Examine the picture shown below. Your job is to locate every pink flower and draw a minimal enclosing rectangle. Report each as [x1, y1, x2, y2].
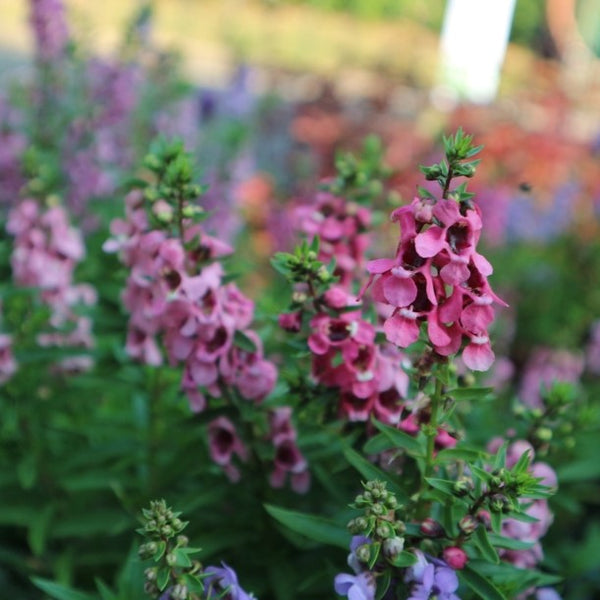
[208, 417, 249, 483]
[363, 196, 505, 371]
[268, 407, 310, 493]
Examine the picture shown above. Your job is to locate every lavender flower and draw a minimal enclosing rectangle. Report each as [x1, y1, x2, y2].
[334, 572, 376, 600]
[404, 551, 461, 600]
[204, 562, 255, 600]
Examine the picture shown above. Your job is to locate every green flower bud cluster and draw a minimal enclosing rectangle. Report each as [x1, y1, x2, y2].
[418, 127, 481, 203]
[515, 381, 585, 455]
[140, 498, 188, 541]
[325, 135, 391, 206]
[347, 480, 407, 566]
[137, 500, 204, 600]
[272, 238, 337, 295]
[133, 136, 207, 237]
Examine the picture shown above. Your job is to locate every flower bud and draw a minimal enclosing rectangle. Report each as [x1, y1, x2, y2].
[384, 495, 398, 510]
[490, 493, 509, 513]
[443, 546, 468, 570]
[394, 520, 406, 534]
[166, 552, 177, 567]
[534, 427, 553, 442]
[176, 535, 189, 547]
[172, 584, 189, 600]
[383, 536, 405, 561]
[369, 503, 384, 516]
[356, 543, 371, 564]
[458, 515, 478, 536]
[278, 311, 302, 333]
[454, 477, 473, 496]
[144, 567, 157, 582]
[420, 518, 443, 537]
[375, 522, 393, 539]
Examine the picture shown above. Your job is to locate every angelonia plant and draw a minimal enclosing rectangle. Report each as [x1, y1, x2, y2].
[325, 131, 560, 600]
[272, 130, 561, 599]
[138, 499, 254, 600]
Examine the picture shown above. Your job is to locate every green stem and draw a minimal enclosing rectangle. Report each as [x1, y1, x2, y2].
[424, 375, 444, 481]
[442, 165, 454, 200]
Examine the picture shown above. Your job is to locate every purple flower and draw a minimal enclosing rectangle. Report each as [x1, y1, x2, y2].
[405, 551, 461, 600]
[334, 572, 376, 600]
[347, 535, 371, 573]
[204, 562, 254, 600]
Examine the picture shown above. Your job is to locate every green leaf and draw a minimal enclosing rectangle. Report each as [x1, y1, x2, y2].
[17, 453, 37, 489]
[157, 566, 170, 591]
[424, 478, 457, 497]
[487, 533, 534, 551]
[492, 443, 508, 470]
[342, 447, 408, 502]
[27, 504, 54, 556]
[95, 579, 118, 600]
[172, 548, 192, 568]
[473, 525, 499, 564]
[369, 418, 424, 456]
[233, 330, 257, 353]
[153, 540, 167, 561]
[368, 541, 381, 569]
[375, 569, 391, 600]
[31, 578, 96, 600]
[389, 550, 418, 568]
[264, 504, 350, 549]
[490, 511, 502, 534]
[511, 448, 532, 474]
[436, 447, 484, 463]
[446, 387, 493, 401]
[460, 564, 507, 600]
[556, 457, 600, 482]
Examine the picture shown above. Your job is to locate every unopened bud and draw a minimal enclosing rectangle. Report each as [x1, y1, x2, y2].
[454, 477, 473, 496]
[166, 552, 177, 567]
[443, 546, 468, 570]
[420, 518, 443, 537]
[383, 536, 405, 560]
[534, 427, 553, 442]
[171, 584, 188, 600]
[356, 543, 371, 564]
[490, 494, 509, 513]
[375, 522, 393, 539]
[394, 520, 406, 534]
[459, 515, 478, 536]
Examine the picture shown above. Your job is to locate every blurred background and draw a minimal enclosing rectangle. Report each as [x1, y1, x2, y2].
[1, 1, 600, 599]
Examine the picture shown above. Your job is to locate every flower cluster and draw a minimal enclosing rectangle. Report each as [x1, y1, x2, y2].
[362, 132, 505, 371]
[105, 190, 277, 411]
[294, 190, 371, 287]
[307, 293, 409, 423]
[139, 500, 255, 600]
[7, 199, 96, 372]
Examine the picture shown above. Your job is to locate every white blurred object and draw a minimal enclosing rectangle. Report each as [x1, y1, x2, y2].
[435, 0, 517, 105]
